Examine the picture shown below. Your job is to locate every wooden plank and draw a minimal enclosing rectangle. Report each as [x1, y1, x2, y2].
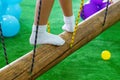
[0, 1, 120, 80]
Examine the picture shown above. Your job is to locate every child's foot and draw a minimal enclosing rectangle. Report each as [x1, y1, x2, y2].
[30, 25, 65, 46]
[62, 15, 75, 32]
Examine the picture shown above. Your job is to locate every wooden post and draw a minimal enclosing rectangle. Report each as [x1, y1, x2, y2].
[0, 1, 120, 80]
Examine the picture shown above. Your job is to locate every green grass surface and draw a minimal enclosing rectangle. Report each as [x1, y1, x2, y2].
[0, 0, 120, 80]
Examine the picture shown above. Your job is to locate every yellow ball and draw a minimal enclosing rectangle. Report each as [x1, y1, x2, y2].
[101, 50, 111, 60]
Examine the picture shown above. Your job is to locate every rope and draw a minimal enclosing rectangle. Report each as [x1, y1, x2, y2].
[0, 23, 9, 65]
[103, 0, 110, 26]
[30, 0, 42, 73]
[70, 0, 84, 47]
[47, 22, 50, 33]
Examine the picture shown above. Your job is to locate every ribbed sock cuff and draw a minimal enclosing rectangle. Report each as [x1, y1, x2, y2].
[32, 24, 47, 33]
[63, 15, 75, 23]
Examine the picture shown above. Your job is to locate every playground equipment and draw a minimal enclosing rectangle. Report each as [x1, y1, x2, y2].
[0, 1, 120, 80]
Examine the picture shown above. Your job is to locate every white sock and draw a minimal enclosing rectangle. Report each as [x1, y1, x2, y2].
[62, 15, 75, 32]
[29, 25, 65, 46]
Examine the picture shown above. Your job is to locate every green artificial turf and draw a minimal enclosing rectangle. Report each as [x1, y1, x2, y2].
[0, 0, 120, 80]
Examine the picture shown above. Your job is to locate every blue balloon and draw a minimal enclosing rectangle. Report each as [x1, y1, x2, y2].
[6, 4, 22, 19]
[1, 15, 20, 37]
[0, 0, 2, 11]
[1, 0, 8, 15]
[6, 0, 22, 4]
[0, 0, 2, 20]
[1, 0, 7, 3]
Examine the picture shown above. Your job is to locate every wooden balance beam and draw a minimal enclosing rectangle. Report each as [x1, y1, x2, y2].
[0, 1, 120, 80]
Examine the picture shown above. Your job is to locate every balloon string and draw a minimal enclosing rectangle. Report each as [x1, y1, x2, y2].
[103, 0, 110, 26]
[30, 0, 42, 74]
[0, 23, 9, 65]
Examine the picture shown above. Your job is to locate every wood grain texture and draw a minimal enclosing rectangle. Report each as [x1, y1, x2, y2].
[0, 1, 120, 80]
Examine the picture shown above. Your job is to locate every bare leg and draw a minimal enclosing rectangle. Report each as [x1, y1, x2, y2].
[34, 0, 54, 25]
[30, 0, 65, 46]
[59, 0, 73, 16]
[59, 0, 75, 32]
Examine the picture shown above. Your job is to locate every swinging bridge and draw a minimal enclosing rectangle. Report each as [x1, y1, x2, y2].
[0, 1, 120, 80]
